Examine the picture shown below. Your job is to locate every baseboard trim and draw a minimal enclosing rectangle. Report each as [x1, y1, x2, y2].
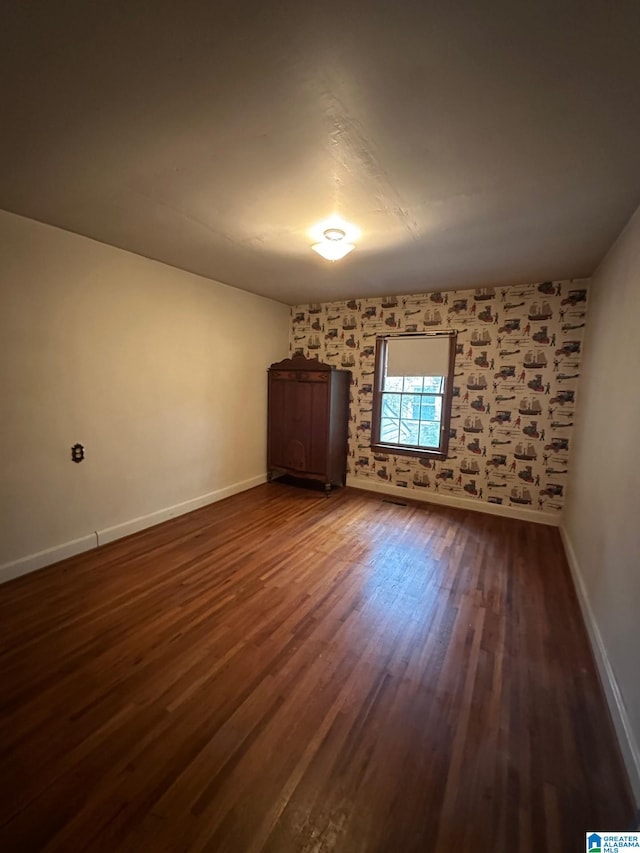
[0, 474, 267, 585]
[560, 524, 640, 807]
[0, 533, 98, 585]
[96, 474, 267, 546]
[346, 475, 560, 526]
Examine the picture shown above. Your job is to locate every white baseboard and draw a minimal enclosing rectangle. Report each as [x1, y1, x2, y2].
[0, 533, 98, 585]
[560, 525, 640, 807]
[347, 475, 560, 526]
[0, 474, 267, 585]
[97, 474, 267, 545]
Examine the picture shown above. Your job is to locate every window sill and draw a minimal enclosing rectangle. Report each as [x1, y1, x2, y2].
[370, 441, 448, 461]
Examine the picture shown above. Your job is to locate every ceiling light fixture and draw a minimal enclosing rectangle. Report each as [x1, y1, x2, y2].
[310, 218, 358, 261]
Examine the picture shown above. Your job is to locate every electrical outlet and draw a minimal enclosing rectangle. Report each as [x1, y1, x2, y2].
[71, 443, 85, 463]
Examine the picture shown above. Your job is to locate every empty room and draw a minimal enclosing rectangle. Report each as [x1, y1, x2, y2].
[1, 2, 639, 851]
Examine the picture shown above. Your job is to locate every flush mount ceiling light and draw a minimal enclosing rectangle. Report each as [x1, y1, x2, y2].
[312, 228, 355, 261]
[310, 217, 359, 262]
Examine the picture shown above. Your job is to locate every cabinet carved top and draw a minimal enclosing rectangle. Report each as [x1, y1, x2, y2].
[269, 355, 334, 372]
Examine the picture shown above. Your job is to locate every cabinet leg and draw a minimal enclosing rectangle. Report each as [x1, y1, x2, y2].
[324, 483, 331, 497]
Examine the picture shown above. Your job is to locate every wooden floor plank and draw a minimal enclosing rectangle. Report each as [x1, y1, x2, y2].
[0, 482, 634, 852]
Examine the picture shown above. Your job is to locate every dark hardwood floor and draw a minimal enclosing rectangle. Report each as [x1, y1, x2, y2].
[0, 483, 634, 852]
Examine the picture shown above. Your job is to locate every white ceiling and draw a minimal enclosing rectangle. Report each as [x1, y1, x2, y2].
[2, 1, 640, 305]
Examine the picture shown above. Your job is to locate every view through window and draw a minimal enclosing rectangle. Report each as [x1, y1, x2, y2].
[379, 374, 445, 448]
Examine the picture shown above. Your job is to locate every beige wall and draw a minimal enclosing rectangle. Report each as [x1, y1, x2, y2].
[0, 210, 289, 579]
[563, 205, 640, 804]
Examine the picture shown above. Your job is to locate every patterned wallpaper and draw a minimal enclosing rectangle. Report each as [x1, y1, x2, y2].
[288, 280, 589, 517]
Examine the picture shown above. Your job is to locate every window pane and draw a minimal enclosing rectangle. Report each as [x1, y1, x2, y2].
[401, 394, 422, 420]
[402, 376, 424, 393]
[383, 375, 403, 392]
[423, 376, 445, 393]
[380, 417, 400, 443]
[399, 419, 420, 445]
[419, 421, 441, 447]
[420, 395, 442, 421]
[381, 393, 401, 417]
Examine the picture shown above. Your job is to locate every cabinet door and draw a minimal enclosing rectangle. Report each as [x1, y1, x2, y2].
[268, 377, 328, 474]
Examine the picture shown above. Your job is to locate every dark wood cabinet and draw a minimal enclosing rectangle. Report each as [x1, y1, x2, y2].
[267, 356, 351, 490]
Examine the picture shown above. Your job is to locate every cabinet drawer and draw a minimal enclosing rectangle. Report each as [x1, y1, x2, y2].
[271, 370, 297, 380]
[298, 372, 329, 382]
[271, 370, 329, 383]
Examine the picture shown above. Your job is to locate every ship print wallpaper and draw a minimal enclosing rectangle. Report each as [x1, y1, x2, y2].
[288, 280, 589, 517]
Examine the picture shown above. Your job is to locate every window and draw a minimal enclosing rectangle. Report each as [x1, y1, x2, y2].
[371, 332, 457, 460]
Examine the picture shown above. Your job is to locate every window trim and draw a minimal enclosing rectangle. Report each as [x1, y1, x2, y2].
[371, 332, 457, 461]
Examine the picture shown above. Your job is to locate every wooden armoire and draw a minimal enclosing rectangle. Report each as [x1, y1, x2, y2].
[267, 356, 351, 491]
